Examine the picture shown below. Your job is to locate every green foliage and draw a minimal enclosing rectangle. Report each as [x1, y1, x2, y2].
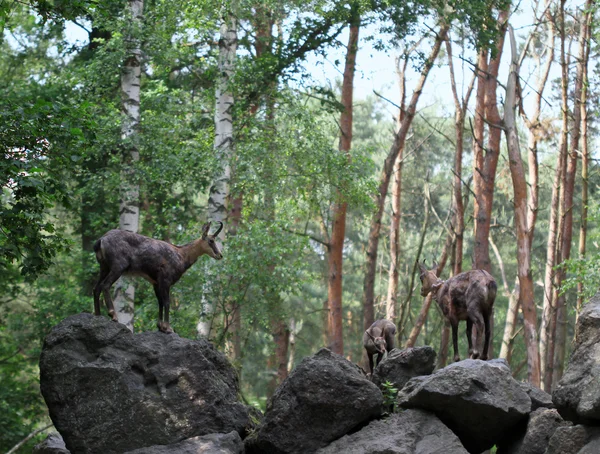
[381, 380, 399, 413]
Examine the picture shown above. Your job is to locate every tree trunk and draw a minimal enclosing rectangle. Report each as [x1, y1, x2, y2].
[198, 12, 238, 339]
[504, 26, 540, 386]
[114, 0, 144, 332]
[362, 24, 448, 336]
[385, 55, 408, 322]
[576, 4, 592, 318]
[551, 1, 590, 387]
[328, 14, 360, 355]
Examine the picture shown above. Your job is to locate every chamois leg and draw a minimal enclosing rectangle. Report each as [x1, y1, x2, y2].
[154, 283, 173, 333]
[99, 270, 122, 322]
[451, 321, 460, 362]
[481, 312, 491, 360]
[470, 311, 485, 359]
[93, 267, 109, 316]
[368, 353, 374, 375]
[376, 351, 384, 369]
[466, 318, 474, 357]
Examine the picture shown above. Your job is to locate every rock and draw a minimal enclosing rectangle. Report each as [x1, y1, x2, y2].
[123, 432, 244, 454]
[518, 382, 553, 411]
[553, 294, 600, 424]
[40, 313, 250, 454]
[497, 408, 569, 454]
[397, 359, 531, 453]
[33, 432, 70, 454]
[316, 409, 468, 454]
[247, 348, 383, 454]
[372, 347, 436, 391]
[545, 424, 600, 454]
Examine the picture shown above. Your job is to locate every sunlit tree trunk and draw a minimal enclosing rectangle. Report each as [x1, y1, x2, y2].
[385, 55, 408, 322]
[198, 10, 238, 339]
[362, 23, 448, 340]
[114, 0, 144, 332]
[552, 1, 590, 388]
[328, 12, 360, 355]
[576, 5, 592, 319]
[543, 0, 569, 391]
[504, 26, 540, 386]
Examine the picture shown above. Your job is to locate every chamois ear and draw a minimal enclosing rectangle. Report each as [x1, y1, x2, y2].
[418, 261, 427, 274]
[432, 260, 439, 271]
[201, 222, 211, 240]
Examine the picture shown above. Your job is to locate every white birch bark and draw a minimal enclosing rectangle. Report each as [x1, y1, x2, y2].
[114, 0, 143, 332]
[197, 13, 237, 338]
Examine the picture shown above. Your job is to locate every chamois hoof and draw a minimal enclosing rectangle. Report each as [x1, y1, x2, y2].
[453, 355, 461, 362]
[108, 311, 118, 322]
[157, 322, 174, 334]
[470, 350, 480, 359]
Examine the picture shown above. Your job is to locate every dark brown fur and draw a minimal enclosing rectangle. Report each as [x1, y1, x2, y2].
[363, 319, 396, 374]
[419, 262, 497, 362]
[93, 222, 223, 333]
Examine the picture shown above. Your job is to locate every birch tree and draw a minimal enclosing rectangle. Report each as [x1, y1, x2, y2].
[113, 0, 144, 331]
[197, 6, 238, 339]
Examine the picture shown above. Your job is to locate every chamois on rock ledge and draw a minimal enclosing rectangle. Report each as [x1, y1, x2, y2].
[419, 261, 497, 362]
[363, 319, 396, 374]
[93, 221, 223, 333]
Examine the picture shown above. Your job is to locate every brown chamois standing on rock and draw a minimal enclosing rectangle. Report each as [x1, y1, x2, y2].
[419, 261, 497, 362]
[93, 222, 224, 333]
[363, 319, 397, 374]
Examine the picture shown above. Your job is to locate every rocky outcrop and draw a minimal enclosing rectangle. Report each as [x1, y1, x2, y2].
[33, 433, 69, 454]
[497, 408, 570, 454]
[545, 424, 600, 454]
[316, 409, 468, 454]
[40, 314, 251, 454]
[372, 346, 436, 391]
[397, 358, 531, 453]
[123, 431, 244, 454]
[553, 295, 600, 424]
[518, 381, 553, 411]
[246, 348, 383, 454]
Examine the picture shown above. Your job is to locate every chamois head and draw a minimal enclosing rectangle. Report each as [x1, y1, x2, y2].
[418, 261, 442, 297]
[366, 330, 387, 354]
[201, 221, 224, 260]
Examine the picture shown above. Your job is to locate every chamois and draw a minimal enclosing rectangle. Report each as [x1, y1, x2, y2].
[363, 319, 397, 374]
[419, 261, 497, 362]
[93, 222, 223, 333]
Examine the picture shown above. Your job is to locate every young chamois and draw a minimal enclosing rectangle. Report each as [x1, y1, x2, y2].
[363, 319, 396, 374]
[93, 222, 223, 333]
[419, 262, 497, 362]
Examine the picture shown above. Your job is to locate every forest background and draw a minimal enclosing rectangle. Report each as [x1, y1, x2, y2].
[0, 0, 598, 451]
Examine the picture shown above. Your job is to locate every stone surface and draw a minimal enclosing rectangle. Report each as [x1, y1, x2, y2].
[40, 313, 250, 454]
[545, 424, 600, 454]
[247, 348, 383, 454]
[124, 432, 244, 454]
[518, 381, 553, 411]
[497, 408, 569, 454]
[372, 346, 436, 391]
[33, 433, 70, 454]
[553, 294, 600, 424]
[397, 359, 531, 454]
[316, 409, 468, 454]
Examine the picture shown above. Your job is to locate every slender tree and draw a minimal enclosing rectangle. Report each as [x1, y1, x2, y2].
[328, 7, 360, 354]
[113, 0, 144, 331]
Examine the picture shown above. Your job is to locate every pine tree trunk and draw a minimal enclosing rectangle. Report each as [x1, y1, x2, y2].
[114, 0, 144, 332]
[362, 24, 448, 336]
[504, 26, 540, 386]
[328, 14, 360, 355]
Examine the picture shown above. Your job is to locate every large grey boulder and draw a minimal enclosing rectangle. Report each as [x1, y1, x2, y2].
[497, 408, 569, 454]
[33, 433, 70, 454]
[545, 424, 600, 454]
[124, 432, 244, 454]
[372, 347, 436, 391]
[553, 294, 600, 424]
[247, 348, 383, 454]
[397, 359, 531, 454]
[40, 313, 250, 454]
[518, 382, 553, 411]
[316, 409, 468, 454]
